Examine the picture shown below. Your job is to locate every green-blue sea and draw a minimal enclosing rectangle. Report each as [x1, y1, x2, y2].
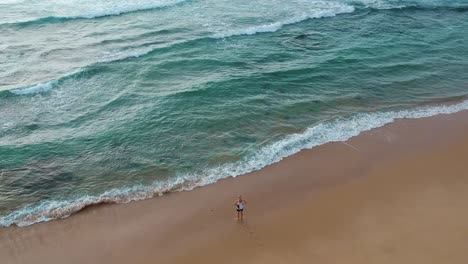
[1, 0, 467, 226]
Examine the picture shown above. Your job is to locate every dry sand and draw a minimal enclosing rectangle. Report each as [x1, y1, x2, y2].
[1, 110, 468, 264]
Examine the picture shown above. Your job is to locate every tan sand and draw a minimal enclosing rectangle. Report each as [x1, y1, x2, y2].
[1, 110, 468, 264]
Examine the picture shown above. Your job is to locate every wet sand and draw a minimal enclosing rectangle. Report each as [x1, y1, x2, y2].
[1, 110, 468, 264]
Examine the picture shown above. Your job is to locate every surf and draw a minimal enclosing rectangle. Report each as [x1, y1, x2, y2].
[2, 99, 468, 227]
[0, 0, 189, 26]
[213, 3, 355, 39]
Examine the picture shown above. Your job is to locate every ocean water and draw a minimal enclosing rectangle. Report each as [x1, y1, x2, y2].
[1, 0, 467, 227]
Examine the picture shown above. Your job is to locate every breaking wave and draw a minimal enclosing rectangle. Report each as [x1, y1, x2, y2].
[213, 3, 355, 38]
[2, 99, 468, 227]
[9, 80, 57, 95]
[0, 0, 188, 26]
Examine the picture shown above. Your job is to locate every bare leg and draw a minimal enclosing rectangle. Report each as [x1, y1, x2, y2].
[236, 211, 240, 221]
[240, 210, 244, 221]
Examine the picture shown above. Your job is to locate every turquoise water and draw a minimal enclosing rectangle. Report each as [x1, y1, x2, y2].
[1, 0, 467, 226]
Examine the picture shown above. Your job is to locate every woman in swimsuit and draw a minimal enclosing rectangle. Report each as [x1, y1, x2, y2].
[234, 195, 247, 221]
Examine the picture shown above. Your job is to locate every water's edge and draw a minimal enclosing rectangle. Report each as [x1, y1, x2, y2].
[2, 99, 467, 228]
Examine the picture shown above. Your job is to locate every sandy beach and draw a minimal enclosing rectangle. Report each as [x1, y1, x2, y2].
[1, 110, 468, 264]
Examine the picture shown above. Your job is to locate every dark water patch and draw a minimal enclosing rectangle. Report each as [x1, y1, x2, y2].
[97, 28, 188, 45]
[39, 47, 76, 58]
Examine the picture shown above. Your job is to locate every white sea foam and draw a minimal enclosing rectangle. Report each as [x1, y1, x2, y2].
[0, 0, 26, 4]
[2, 99, 468, 227]
[52, 0, 188, 19]
[9, 80, 56, 95]
[0, 0, 187, 25]
[348, 0, 396, 9]
[194, 99, 468, 184]
[0, 177, 192, 227]
[348, 0, 467, 10]
[213, 3, 355, 39]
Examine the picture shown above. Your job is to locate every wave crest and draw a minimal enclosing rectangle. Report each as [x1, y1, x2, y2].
[351, 0, 468, 10]
[213, 3, 355, 39]
[1, 0, 188, 26]
[9, 80, 57, 95]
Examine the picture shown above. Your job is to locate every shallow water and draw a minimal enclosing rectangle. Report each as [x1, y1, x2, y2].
[0, 0, 467, 226]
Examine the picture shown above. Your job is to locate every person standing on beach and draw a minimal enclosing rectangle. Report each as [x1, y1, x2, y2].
[234, 195, 247, 221]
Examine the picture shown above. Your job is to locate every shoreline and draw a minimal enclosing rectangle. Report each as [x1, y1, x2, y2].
[2, 110, 468, 263]
[2, 99, 468, 228]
